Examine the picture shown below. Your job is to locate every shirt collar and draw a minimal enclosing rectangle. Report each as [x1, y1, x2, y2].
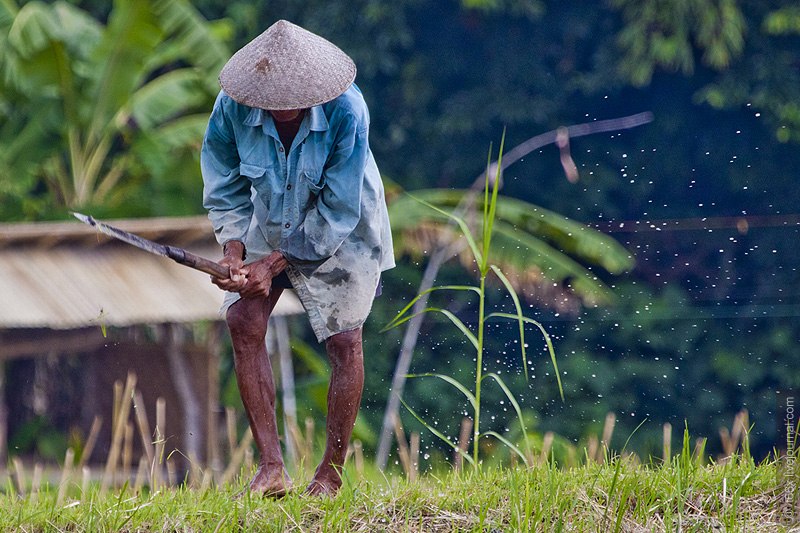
[243, 106, 329, 132]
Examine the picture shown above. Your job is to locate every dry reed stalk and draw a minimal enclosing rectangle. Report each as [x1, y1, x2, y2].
[392, 414, 412, 477]
[693, 437, 707, 464]
[305, 417, 315, 463]
[112, 380, 123, 432]
[587, 435, 599, 464]
[285, 419, 301, 470]
[663, 422, 672, 463]
[133, 390, 155, 466]
[123, 421, 134, 481]
[244, 448, 254, 476]
[12, 456, 25, 496]
[622, 451, 641, 466]
[225, 407, 237, 460]
[285, 416, 307, 472]
[599, 412, 616, 463]
[166, 457, 177, 487]
[133, 456, 148, 492]
[454, 417, 473, 471]
[220, 427, 253, 486]
[731, 409, 749, 451]
[540, 431, 555, 464]
[200, 469, 213, 492]
[101, 372, 137, 492]
[153, 397, 167, 488]
[78, 416, 103, 469]
[409, 432, 420, 482]
[566, 445, 578, 468]
[188, 453, 202, 489]
[56, 448, 74, 506]
[81, 466, 90, 497]
[30, 463, 43, 502]
[345, 443, 353, 466]
[353, 440, 364, 476]
[720, 427, 733, 458]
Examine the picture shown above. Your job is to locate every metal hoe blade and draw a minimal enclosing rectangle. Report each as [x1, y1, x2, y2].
[71, 212, 230, 279]
[72, 212, 169, 257]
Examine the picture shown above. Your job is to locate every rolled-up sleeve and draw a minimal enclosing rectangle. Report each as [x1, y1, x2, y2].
[281, 115, 367, 269]
[201, 93, 251, 247]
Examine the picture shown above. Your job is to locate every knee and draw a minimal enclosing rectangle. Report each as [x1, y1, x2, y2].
[326, 328, 363, 367]
[226, 302, 266, 346]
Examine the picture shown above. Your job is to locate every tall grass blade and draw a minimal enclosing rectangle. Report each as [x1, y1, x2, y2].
[399, 397, 475, 467]
[481, 130, 505, 272]
[382, 285, 481, 332]
[385, 307, 479, 350]
[490, 264, 529, 380]
[407, 373, 477, 409]
[487, 312, 563, 399]
[482, 372, 531, 457]
[482, 431, 529, 467]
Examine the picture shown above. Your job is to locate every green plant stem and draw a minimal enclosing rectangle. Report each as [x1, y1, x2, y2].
[473, 273, 486, 467]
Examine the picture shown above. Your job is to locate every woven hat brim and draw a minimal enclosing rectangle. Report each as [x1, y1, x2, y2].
[219, 20, 356, 110]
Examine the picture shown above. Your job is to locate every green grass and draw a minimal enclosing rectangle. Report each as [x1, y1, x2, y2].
[1, 452, 796, 532]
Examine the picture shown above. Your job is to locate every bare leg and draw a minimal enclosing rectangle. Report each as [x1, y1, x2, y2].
[226, 290, 292, 497]
[306, 327, 364, 497]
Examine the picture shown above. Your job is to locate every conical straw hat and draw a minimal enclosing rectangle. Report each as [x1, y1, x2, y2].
[219, 20, 356, 110]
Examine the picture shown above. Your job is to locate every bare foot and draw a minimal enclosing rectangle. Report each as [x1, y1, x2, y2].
[249, 464, 292, 498]
[304, 465, 342, 497]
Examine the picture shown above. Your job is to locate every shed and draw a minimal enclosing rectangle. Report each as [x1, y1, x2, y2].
[0, 216, 303, 472]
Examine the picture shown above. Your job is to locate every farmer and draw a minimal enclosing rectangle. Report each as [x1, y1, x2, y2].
[201, 20, 394, 497]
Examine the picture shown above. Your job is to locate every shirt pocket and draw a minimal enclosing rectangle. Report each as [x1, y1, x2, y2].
[300, 168, 325, 193]
[298, 140, 327, 192]
[240, 162, 274, 211]
[240, 162, 267, 181]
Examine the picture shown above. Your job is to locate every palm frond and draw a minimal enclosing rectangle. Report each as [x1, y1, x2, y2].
[389, 188, 633, 310]
[130, 69, 207, 129]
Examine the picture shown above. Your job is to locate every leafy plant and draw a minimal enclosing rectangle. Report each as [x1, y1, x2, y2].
[0, 0, 231, 218]
[384, 133, 563, 468]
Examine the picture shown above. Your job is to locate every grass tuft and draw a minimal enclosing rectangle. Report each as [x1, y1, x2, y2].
[1, 449, 796, 531]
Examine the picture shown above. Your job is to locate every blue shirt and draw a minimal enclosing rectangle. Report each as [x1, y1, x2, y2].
[201, 85, 394, 340]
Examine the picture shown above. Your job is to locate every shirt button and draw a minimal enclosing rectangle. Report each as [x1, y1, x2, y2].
[285, 223, 291, 229]
[287, 184, 292, 190]
[279, 146, 284, 152]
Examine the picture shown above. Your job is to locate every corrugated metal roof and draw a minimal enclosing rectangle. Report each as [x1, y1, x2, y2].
[0, 216, 304, 329]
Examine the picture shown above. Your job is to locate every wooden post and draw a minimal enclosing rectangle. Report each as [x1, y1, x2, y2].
[153, 397, 166, 489]
[166, 324, 202, 473]
[205, 322, 223, 475]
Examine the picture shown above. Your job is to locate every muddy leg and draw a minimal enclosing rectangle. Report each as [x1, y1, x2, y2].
[306, 327, 364, 497]
[226, 291, 292, 497]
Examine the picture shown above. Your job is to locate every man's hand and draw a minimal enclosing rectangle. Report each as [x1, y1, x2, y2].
[212, 241, 248, 292]
[238, 250, 289, 299]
